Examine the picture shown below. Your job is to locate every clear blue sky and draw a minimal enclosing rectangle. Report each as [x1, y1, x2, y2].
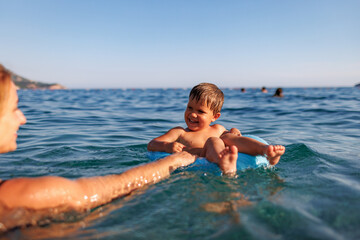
[1, 0, 359, 88]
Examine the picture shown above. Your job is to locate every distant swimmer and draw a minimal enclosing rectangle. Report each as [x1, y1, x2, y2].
[273, 88, 283, 97]
[261, 86, 268, 93]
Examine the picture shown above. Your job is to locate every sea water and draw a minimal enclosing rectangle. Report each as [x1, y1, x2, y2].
[1, 87, 359, 239]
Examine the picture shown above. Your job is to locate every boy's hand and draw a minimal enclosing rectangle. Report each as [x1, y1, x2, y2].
[167, 142, 186, 153]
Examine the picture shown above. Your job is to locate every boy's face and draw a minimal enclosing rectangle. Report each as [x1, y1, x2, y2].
[184, 97, 220, 131]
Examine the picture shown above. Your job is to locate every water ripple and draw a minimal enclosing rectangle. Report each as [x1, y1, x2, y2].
[2, 87, 358, 239]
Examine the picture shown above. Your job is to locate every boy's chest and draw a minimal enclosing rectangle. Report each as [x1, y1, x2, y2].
[178, 130, 222, 148]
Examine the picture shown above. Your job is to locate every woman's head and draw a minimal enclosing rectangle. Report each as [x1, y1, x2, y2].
[273, 88, 283, 97]
[0, 64, 26, 153]
[0, 65, 13, 116]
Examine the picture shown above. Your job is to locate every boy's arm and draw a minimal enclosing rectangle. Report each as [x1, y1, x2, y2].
[147, 127, 186, 153]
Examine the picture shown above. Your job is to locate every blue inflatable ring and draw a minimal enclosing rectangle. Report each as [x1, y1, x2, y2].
[147, 135, 269, 174]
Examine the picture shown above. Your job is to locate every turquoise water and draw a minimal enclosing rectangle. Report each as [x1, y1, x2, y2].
[1, 87, 359, 239]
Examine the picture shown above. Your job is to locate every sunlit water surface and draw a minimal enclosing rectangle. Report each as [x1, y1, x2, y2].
[1, 87, 359, 240]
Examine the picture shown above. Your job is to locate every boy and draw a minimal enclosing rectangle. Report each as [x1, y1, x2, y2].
[148, 83, 285, 174]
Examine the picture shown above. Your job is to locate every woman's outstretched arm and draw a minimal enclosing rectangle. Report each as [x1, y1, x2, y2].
[0, 152, 196, 210]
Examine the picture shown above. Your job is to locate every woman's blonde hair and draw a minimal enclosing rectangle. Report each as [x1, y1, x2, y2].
[0, 64, 13, 116]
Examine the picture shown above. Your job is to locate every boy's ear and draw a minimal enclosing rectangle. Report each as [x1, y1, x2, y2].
[212, 112, 221, 122]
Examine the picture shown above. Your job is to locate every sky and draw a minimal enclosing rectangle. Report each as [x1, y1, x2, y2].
[1, 0, 359, 89]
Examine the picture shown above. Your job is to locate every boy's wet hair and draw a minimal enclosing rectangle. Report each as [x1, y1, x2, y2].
[189, 83, 224, 114]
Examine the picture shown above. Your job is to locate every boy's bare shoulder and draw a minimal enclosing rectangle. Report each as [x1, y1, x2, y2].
[171, 126, 185, 130]
[168, 126, 186, 132]
[211, 124, 227, 134]
[167, 126, 186, 138]
[211, 124, 226, 130]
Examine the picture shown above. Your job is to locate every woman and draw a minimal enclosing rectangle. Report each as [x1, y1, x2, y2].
[273, 88, 283, 97]
[0, 64, 195, 213]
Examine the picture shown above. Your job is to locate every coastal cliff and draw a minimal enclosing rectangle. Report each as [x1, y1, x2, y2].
[11, 73, 66, 90]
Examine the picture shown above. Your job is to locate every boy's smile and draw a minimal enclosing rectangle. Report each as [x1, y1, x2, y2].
[184, 97, 220, 131]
